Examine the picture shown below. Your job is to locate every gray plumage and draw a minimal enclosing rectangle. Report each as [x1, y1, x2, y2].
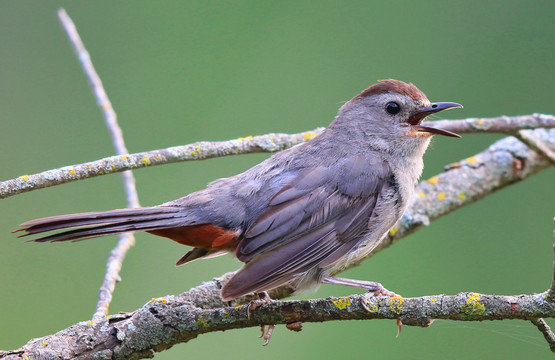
[17, 79, 462, 301]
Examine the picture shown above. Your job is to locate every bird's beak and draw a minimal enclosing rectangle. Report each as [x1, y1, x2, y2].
[408, 102, 463, 138]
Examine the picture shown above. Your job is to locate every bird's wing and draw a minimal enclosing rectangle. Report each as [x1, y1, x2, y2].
[221, 153, 393, 300]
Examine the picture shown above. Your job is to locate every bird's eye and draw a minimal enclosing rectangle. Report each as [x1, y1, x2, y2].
[385, 102, 401, 115]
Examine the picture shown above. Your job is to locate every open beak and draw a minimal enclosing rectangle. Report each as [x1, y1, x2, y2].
[408, 102, 463, 138]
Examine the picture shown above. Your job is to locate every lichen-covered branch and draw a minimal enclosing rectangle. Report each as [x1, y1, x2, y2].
[0, 128, 325, 199]
[2, 273, 554, 360]
[366, 127, 555, 257]
[2, 128, 554, 359]
[57, 8, 141, 321]
[1, 114, 553, 200]
[429, 113, 554, 134]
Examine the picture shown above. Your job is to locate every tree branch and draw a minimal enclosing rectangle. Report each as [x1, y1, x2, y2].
[531, 318, 555, 352]
[1, 114, 554, 200]
[0, 128, 324, 199]
[2, 127, 554, 359]
[57, 8, 141, 321]
[2, 273, 554, 359]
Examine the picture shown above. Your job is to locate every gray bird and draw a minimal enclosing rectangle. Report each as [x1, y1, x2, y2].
[17, 79, 462, 303]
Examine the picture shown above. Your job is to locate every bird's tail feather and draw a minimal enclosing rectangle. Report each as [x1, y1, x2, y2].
[15, 206, 183, 242]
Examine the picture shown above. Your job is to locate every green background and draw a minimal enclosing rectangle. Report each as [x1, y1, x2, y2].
[1, 1, 554, 358]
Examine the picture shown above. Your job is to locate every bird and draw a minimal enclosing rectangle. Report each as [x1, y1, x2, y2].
[17, 79, 462, 306]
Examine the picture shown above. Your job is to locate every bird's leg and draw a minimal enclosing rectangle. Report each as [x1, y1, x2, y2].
[246, 292, 275, 346]
[246, 291, 272, 319]
[322, 276, 400, 297]
[260, 324, 275, 346]
[323, 276, 403, 335]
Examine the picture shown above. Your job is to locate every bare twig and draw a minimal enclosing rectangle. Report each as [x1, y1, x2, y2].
[57, 8, 140, 208]
[549, 218, 555, 303]
[1, 114, 554, 200]
[531, 318, 555, 352]
[58, 8, 139, 320]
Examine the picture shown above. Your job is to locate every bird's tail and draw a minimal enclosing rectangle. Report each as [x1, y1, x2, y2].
[15, 206, 184, 243]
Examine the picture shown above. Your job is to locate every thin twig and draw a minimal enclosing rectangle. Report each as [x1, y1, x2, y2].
[549, 218, 555, 303]
[58, 8, 139, 320]
[531, 318, 555, 352]
[429, 113, 554, 134]
[1, 114, 554, 200]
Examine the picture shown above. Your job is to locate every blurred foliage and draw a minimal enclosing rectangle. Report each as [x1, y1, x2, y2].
[0, 1, 553, 359]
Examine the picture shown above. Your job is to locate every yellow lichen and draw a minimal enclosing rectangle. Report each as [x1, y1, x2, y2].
[141, 156, 150, 166]
[437, 192, 446, 201]
[156, 155, 162, 161]
[303, 131, 317, 141]
[460, 292, 486, 319]
[19, 175, 29, 181]
[388, 296, 404, 314]
[466, 156, 477, 164]
[121, 155, 128, 161]
[87, 320, 94, 325]
[430, 297, 437, 303]
[238, 136, 253, 141]
[365, 304, 379, 312]
[418, 192, 425, 198]
[427, 176, 439, 184]
[148, 297, 167, 305]
[69, 169, 76, 175]
[333, 297, 352, 310]
[41, 341, 47, 347]
[389, 228, 398, 236]
[196, 316, 209, 327]
[467, 293, 480, 305]
[190, 145, 200, 156]
[477, 119, 484, 125]
[457, 191, 466, 200]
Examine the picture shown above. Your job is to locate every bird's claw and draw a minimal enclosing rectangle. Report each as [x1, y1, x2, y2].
[259, 324, 275, 346]
[246, 291, 272, 319]
[359, 282, 400, 310]
[246, 292, 275, 346]
[358, 283, 403, 337]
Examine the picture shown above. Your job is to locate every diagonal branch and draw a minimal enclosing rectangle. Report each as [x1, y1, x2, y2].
[531, 318, 555, 352]
[1, 114, 553, 200]
[57, 8, 140, 320]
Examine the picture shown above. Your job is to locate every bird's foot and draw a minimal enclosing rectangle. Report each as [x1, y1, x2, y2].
[246, 291, 272, 319]
[259, 324, 275, 346]
[359, 286, 403, 337]
[246, 292, 276, 346]
[322, 276, 402, 336]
